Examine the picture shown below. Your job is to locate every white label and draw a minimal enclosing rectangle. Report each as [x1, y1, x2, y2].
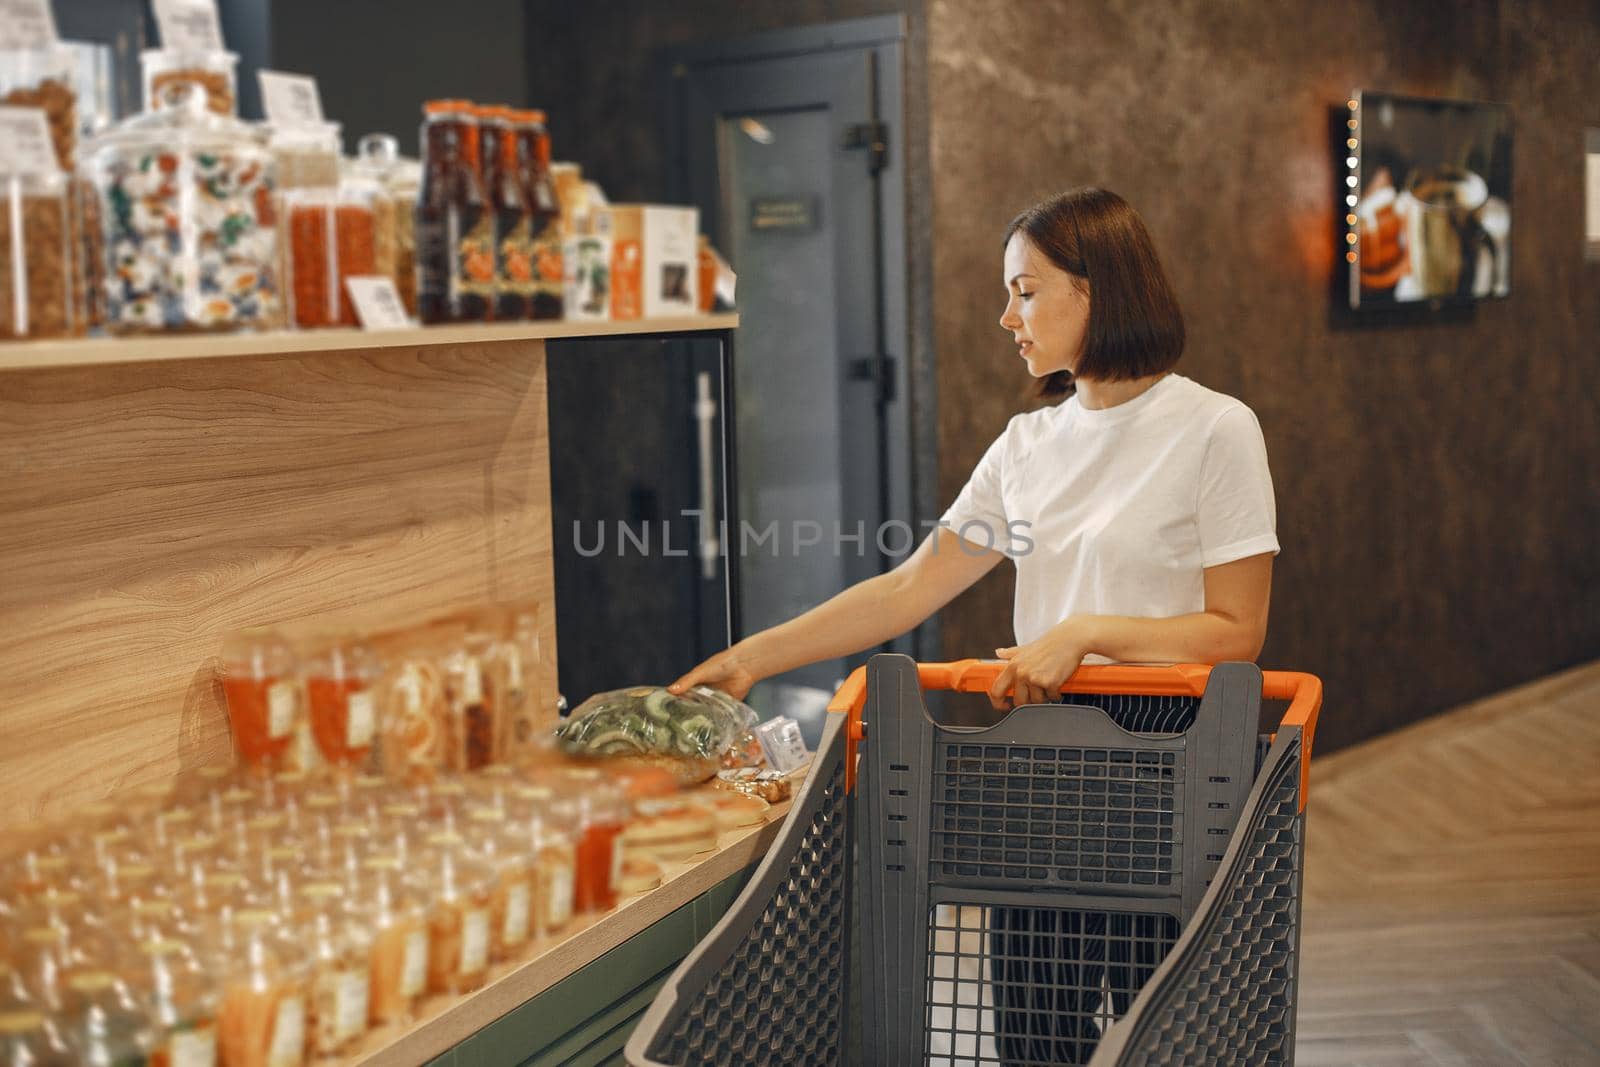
[268, 996, 304, 1067]
[335, 970, 369, 1041]
[0, 0, 57, 49]
[346, 276, 411, 330]
[505, 647, 523, 691]
[257, 70, 323, 126]
[154, 0, 224, 52]
[400, 931, 427, 997]
[462, 657, 484, 704]
[294, 720, 323, 772]
[346, 690, 375, 747]
[1585, 147, 1600, 248]
[168, 1026, 216, 1067]
[267, 680, 296, 739]
[611, 835, 624, 887]
[504, 883, 531, 944]
[460, 909, 490, 973]
[0, 107, 58, 177]
[547, 865, 573, 928]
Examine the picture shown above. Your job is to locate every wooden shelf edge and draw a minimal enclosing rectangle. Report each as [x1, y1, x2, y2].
[0, 314, 740, 372]
[350, 799, 787, 1067]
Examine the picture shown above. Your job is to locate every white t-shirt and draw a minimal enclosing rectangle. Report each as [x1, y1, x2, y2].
[940, 373, 1279, 652]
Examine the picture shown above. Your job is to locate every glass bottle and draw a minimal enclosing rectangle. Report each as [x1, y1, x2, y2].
[220, 630, 301, 776]
[210, 910, 306, 1067]
[479, 106, 530, 321]
[442, 613, 500, 772]
[293, 884, 369, 1060]
[515, 812, 574, 937]
[303, 636, 380, 773]
[415, 100, 491, 324]
[464, 808, 533, 962]
[357, 857, 427, 1027]
[513, 109, 563, 320]
[0, 1009, 72, 1066]
[415, 833, 495, 996]
[560, 785, 628, 913]
[127, 936, 218, 1067]
[58, 970, 154, 1066]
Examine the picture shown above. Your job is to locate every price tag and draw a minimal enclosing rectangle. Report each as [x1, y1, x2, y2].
[346, 275, 412, 330]
[257, 69, 323, 125]
[0, 0, 58, 49]
[0, 107, 58, 177]
[153, 0, 224, 52]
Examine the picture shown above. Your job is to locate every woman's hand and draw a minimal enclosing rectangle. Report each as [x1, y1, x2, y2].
[668, 644, 760, 701]
[988, 618, 1096, 710]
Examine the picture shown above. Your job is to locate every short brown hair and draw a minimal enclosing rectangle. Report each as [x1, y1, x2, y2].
[1005, 188, 1185, 401]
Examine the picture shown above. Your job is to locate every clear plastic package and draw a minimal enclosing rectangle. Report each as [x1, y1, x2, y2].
[555, 685, 755, 783]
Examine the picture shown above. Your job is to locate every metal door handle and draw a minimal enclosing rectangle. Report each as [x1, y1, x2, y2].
[694, 371, 720, 580]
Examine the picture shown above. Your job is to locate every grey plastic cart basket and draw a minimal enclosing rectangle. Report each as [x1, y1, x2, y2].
[625, 654, 1322, 1067]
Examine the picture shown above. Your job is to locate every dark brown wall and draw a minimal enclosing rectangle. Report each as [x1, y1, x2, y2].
[928, 0, 1600, 750]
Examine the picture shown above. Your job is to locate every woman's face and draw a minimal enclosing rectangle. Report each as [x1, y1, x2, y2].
[999, 233, 1089, 379]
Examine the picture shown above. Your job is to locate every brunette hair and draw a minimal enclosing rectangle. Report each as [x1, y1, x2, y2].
[1004, 188, 1185, 400]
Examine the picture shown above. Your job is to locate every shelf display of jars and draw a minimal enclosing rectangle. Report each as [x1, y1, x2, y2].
[81, 83, 279, 334]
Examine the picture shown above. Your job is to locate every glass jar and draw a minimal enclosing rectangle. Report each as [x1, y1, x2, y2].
[494, 603, 544, 757]
[209, 909, 306, 1067]
[387, 159, 420, 318]
[515, 813, 574, 936]
[465, 807, 533, 961]
[59, 970, 155, 1066]
[283, 175, 377, 329]
[303, 636, 380, 772]
[127, 936, 219, 1067]
[140, 50, 237, 116]
[349, 135, 400, 283]
[268, 123, 341, 192]
[82, 82, 279, 334]
[559, 785, 628, 913]
[356, 857, 427, 1027]
[294, 884, 370, 1059]
[0, 170, 77, 341]
[379, 638, 449, 786]
[442, 614, 501, 772]
[416, 833, 495, 996]
[1, 47, 79, 172]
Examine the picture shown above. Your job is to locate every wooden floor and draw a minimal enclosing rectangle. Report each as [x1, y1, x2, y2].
[1296, 659, 1600, 1066]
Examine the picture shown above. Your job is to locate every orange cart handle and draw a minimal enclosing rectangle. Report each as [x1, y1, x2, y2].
[828, 659, 1322, 805]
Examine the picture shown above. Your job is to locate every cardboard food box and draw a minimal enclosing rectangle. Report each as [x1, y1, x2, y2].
[563, 230, 613, 322]
[603, 204, 700, 320]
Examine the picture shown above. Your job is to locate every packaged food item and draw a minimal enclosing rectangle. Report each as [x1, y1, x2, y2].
[127, 936, 219, 1067]
[416, 833, 495, 995]
[303, 636, 380, 771]
[415, 99, 491, 324]
[349, 135, 400, 284]
[386, 158, 421, 318]
[755, 715, 811, 774]
[697, 236, 717, 313]
[562, 225, 611, 323]
[0, 1009, 72, 1066]
[294, 883, 369, 1059]
[475, 106, 527, 321]
[283, 181, 377, 328]
[555, 685, 755, 783]
[619, 799, 718, 865]
[713, 767, 792, 804]
[513, 109, 562, 320]
[441, 615, 501, 773]
[555, 786, 627, 913]
[82, 83, 279, 333]
[513, 814, 573, 935]
[489, 604, 543, 759]
[0, 171, 77, 341]
[690, 790, 770, 831]
[140, 50, 237, 116]
[268, 122, 341, 191]
[549, 163, 583, 236]
[1, 47, 79, 171]
[358, 857, 427, 1026]
[210, 910, 307, 1067]
[58, 970, 154, 1066]
[465, 808, 533, 961]
[220, 630, 301, 775]
[601, 204, 698, 319]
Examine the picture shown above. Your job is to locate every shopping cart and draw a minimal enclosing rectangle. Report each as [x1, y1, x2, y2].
[625, 654, 1322, 1066]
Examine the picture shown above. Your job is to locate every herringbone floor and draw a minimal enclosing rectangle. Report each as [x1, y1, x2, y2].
[1295, 659, 1600, 1066]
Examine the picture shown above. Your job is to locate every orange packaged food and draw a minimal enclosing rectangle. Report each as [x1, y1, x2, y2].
[360, 857, 428, 1026]
[304, 637, 380, 772]
[212, 910, 307, 1067]
[220, 630, 301, 775]
[419, 833, 495, 996]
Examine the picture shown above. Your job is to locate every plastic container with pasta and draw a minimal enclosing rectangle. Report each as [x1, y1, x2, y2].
[283, 182, 377, 329]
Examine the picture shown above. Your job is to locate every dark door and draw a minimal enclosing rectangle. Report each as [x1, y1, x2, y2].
[666, 16, 914, 742]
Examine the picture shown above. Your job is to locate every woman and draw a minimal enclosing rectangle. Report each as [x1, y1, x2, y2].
[672, 186, 1276, 711]
[671, 187, 1278, 1059]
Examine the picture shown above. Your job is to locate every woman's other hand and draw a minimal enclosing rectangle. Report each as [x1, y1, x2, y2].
[668, 645, 760, 701]
[987, 618, 1095, 709]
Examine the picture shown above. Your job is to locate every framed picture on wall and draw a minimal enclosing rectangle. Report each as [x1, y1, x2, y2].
[1345, 91, 1512, 310]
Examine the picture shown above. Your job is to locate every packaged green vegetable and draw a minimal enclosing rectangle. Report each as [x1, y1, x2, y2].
[555, 685, 756, 783]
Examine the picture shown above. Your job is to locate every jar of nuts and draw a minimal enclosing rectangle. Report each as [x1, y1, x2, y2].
[0, 47, 79, 172]
[0, 170, 77, 341]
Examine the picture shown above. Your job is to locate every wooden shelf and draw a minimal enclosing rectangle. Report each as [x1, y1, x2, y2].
[351, 792, 790, 1066]
[0, 314, 739, 372]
